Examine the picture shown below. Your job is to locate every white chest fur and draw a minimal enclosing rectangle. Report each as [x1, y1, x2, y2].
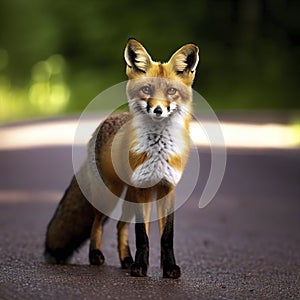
[130, 115, 188, 188]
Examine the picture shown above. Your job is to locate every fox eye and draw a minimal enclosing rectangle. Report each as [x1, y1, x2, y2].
[167, 87, 177, 95]
[141, 86, 152, 95]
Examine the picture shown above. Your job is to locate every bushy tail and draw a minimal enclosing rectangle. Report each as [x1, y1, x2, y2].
[44, 176, 94, 264]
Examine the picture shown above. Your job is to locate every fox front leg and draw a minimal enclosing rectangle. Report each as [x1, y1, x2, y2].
[131, 222, 149, 277]
[157, 187, 181, 279]
[130, 188, 152, 277]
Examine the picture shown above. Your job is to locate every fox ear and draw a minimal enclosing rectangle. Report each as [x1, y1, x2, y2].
[168, 44, 199, 75]
[124, 38, 153, 74]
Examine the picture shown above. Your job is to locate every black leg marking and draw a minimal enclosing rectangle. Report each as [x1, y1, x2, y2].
[89, 248, 105, 265]
[131, 222, 149, 277]
[161, 213, 181, 279]
[121, 254, 134, 269]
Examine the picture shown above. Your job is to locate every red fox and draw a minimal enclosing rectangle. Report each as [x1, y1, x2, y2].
[45, 38, 199, 279]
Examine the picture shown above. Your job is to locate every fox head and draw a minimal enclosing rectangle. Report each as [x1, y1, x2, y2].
[124, 38, 199, 122]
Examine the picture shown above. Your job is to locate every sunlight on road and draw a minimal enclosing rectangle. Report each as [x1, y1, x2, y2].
[190, 122, 299, 149]
[0, 118, 299, 150]
[0, 190, 61, 203]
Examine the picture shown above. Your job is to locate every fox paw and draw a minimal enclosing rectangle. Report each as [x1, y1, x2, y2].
[163, 264, 181, 279]
[89, 249, 105, 265]
[121, 256, 134, 269]
[130, 262, 148, 277]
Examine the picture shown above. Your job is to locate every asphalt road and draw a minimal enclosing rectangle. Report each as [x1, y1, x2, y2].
[0, 124, 300, 299]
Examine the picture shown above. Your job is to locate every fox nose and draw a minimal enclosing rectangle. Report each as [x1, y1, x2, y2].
[153, 106, 163, 116]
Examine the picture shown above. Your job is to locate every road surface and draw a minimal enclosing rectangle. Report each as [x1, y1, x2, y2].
[0, 119, 300, 299]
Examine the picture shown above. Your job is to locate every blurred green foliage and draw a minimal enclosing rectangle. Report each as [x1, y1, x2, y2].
[0, 0, 299, 123]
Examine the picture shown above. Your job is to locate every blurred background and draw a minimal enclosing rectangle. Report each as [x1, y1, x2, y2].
[0, 0, 299, 123]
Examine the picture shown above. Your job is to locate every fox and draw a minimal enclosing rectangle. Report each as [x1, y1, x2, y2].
[45, 38, 199, 279]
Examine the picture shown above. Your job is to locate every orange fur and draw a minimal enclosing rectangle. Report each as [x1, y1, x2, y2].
[167, 154, 183, 171]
